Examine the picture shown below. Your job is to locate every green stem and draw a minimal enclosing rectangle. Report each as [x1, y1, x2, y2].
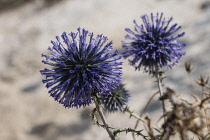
[155, 66, 166, 122]
[113, 128, 147, 139]
[94, 98, 115, 140]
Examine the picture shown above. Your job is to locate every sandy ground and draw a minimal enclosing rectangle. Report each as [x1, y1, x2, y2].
[0, 0, 210, 140]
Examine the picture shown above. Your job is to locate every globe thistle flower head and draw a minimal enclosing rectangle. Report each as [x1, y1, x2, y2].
[40, 28, 122, 108]
[122, 12, 186, 72]
[100, 84, 130, 113]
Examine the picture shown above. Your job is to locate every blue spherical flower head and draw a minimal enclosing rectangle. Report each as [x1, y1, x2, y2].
[40, 28, 122, 108]
[122, 13, 186, 72]
[100, 84, 130, 112]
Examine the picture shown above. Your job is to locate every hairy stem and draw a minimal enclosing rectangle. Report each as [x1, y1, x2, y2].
[155, 66, 166, 122]
[94, 98, 115, 140]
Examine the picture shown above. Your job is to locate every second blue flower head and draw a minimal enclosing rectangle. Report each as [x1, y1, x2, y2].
[122, 13, 186, 72]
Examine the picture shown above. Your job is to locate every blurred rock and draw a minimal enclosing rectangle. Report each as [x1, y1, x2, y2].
[21, 82, 41, 93]
[0, 0, 32, 12]
[200, 1, 210, 10]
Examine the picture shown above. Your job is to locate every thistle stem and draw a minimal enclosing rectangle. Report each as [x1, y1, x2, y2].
[94, 98, 115, 140]
[155, 66, 166, 122]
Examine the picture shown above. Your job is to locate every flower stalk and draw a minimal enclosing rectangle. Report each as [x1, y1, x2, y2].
[155, 66, 166, 122]
[94, 97, 115, 140]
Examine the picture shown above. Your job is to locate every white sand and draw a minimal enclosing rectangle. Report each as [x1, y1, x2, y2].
[0, 0, 210, 139]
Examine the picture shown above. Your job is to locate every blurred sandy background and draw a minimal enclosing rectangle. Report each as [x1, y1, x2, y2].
[0, 0, 210, 140]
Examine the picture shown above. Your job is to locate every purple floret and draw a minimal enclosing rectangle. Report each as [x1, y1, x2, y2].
[122, 13, 186, 72]
[40, 28, 122, 108]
